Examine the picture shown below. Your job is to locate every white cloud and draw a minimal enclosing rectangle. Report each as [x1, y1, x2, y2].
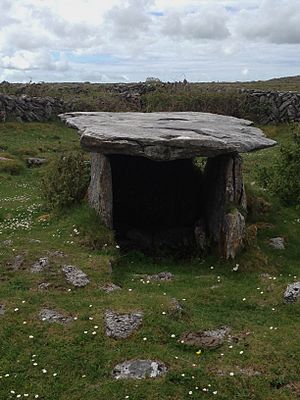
[162, 5, 230, 40]
[235, 0, 300, 44]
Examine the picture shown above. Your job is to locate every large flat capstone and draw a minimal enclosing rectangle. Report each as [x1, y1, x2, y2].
[59, 112, 276, 161]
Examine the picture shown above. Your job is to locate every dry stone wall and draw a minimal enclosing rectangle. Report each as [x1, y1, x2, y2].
[0, 94, 64, 122]
[241, 89, 300, 124]
[1, 86, 300, 125]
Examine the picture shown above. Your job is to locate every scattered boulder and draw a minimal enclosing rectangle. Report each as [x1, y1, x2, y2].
[0, 304, 5, 316]
[8, 254, 24, 271]
[31, 257, 50, 273]
[26, 157, 47, 167]
[100, 283, 122, 293]
[284, 282, 300, 303]
[180, 326, 231, 349]
[62, 265, 90, 287]
[39, 308, 72, 324]
[112, 359, 167, 380]
[269, 237, 285, 250]
[104, 310, 143, 339]
[145, 272, 173, 282]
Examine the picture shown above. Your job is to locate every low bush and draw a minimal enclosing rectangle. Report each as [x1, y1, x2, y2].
[256, 125, 300, 207]
[41, 152, 90, 210]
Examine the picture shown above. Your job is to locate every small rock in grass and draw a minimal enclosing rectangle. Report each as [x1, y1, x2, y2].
[145, 272, 173, 282]
[29, 239, 41, 244]
[113, 359, 167, 380]
[105, 310, 143, 339]
[3, 239, 13, 246]
[180, 326, 231, 349]
[269, 237, 285, 250]
[62, 265, 90, 287]
[100, 283, 122, 293]
[39, 308, 72, 325]
[26, 157, 47, 167]
[0, 304, 5, 316]
[8, 254, 25, 271]
[38, 282, 51, 290]
[31, 257, 50, 273]
[284, 282, 300, 303]
[169, 298, 184, 317]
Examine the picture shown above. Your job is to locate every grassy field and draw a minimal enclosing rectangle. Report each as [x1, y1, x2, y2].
[0, 121, 299, 399]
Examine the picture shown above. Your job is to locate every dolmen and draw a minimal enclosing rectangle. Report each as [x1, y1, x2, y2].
[60, 112, 276, 258]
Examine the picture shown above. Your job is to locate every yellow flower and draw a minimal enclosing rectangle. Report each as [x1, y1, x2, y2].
[195, 350, 202, 356]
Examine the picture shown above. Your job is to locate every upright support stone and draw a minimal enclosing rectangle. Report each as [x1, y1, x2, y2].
[88, 153, 113, 229]
[204, 153, 246, 259]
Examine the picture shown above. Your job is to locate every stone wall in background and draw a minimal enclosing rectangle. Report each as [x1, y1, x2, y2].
[1, 86, 300, 125]
[241, 89, 300, 124]
[0, 94, 65, 122]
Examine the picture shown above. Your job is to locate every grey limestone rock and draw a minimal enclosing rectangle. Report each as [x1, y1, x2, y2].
[269, 237, 285, 250]
[88, 153, 113, 228]
[221, 211, 245, 259]
[31, 257, 50, 273]
[145, 272, 173, 282]
[0, 304, 5, 316]
[26, 158, 47, 167]
[112, 359, 167, 380]
[284, 282, 300, 303]
[62, 265, 90, 287]
[39, 308, 72, 324]
[59, 112, 276, 161]
[105, 310, 143, 339]
[180, 326, 231, 349]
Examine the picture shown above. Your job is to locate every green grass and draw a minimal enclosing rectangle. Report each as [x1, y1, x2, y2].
[0, 122, 299, 399]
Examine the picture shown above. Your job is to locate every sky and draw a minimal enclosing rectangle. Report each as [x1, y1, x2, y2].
[0, 0, 299, 83]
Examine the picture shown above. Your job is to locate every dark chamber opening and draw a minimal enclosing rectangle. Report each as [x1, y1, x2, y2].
[110, 155, 204, 253]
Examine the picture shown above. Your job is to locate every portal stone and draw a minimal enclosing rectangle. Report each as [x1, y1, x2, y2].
[88, 153, 113, 229]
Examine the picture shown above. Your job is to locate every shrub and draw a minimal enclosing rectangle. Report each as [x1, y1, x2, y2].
[41, 152, 90, 210]
[256, 125, 300, 207]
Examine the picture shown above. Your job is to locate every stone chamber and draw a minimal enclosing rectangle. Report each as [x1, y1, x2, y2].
[60, 111, 276, 259]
